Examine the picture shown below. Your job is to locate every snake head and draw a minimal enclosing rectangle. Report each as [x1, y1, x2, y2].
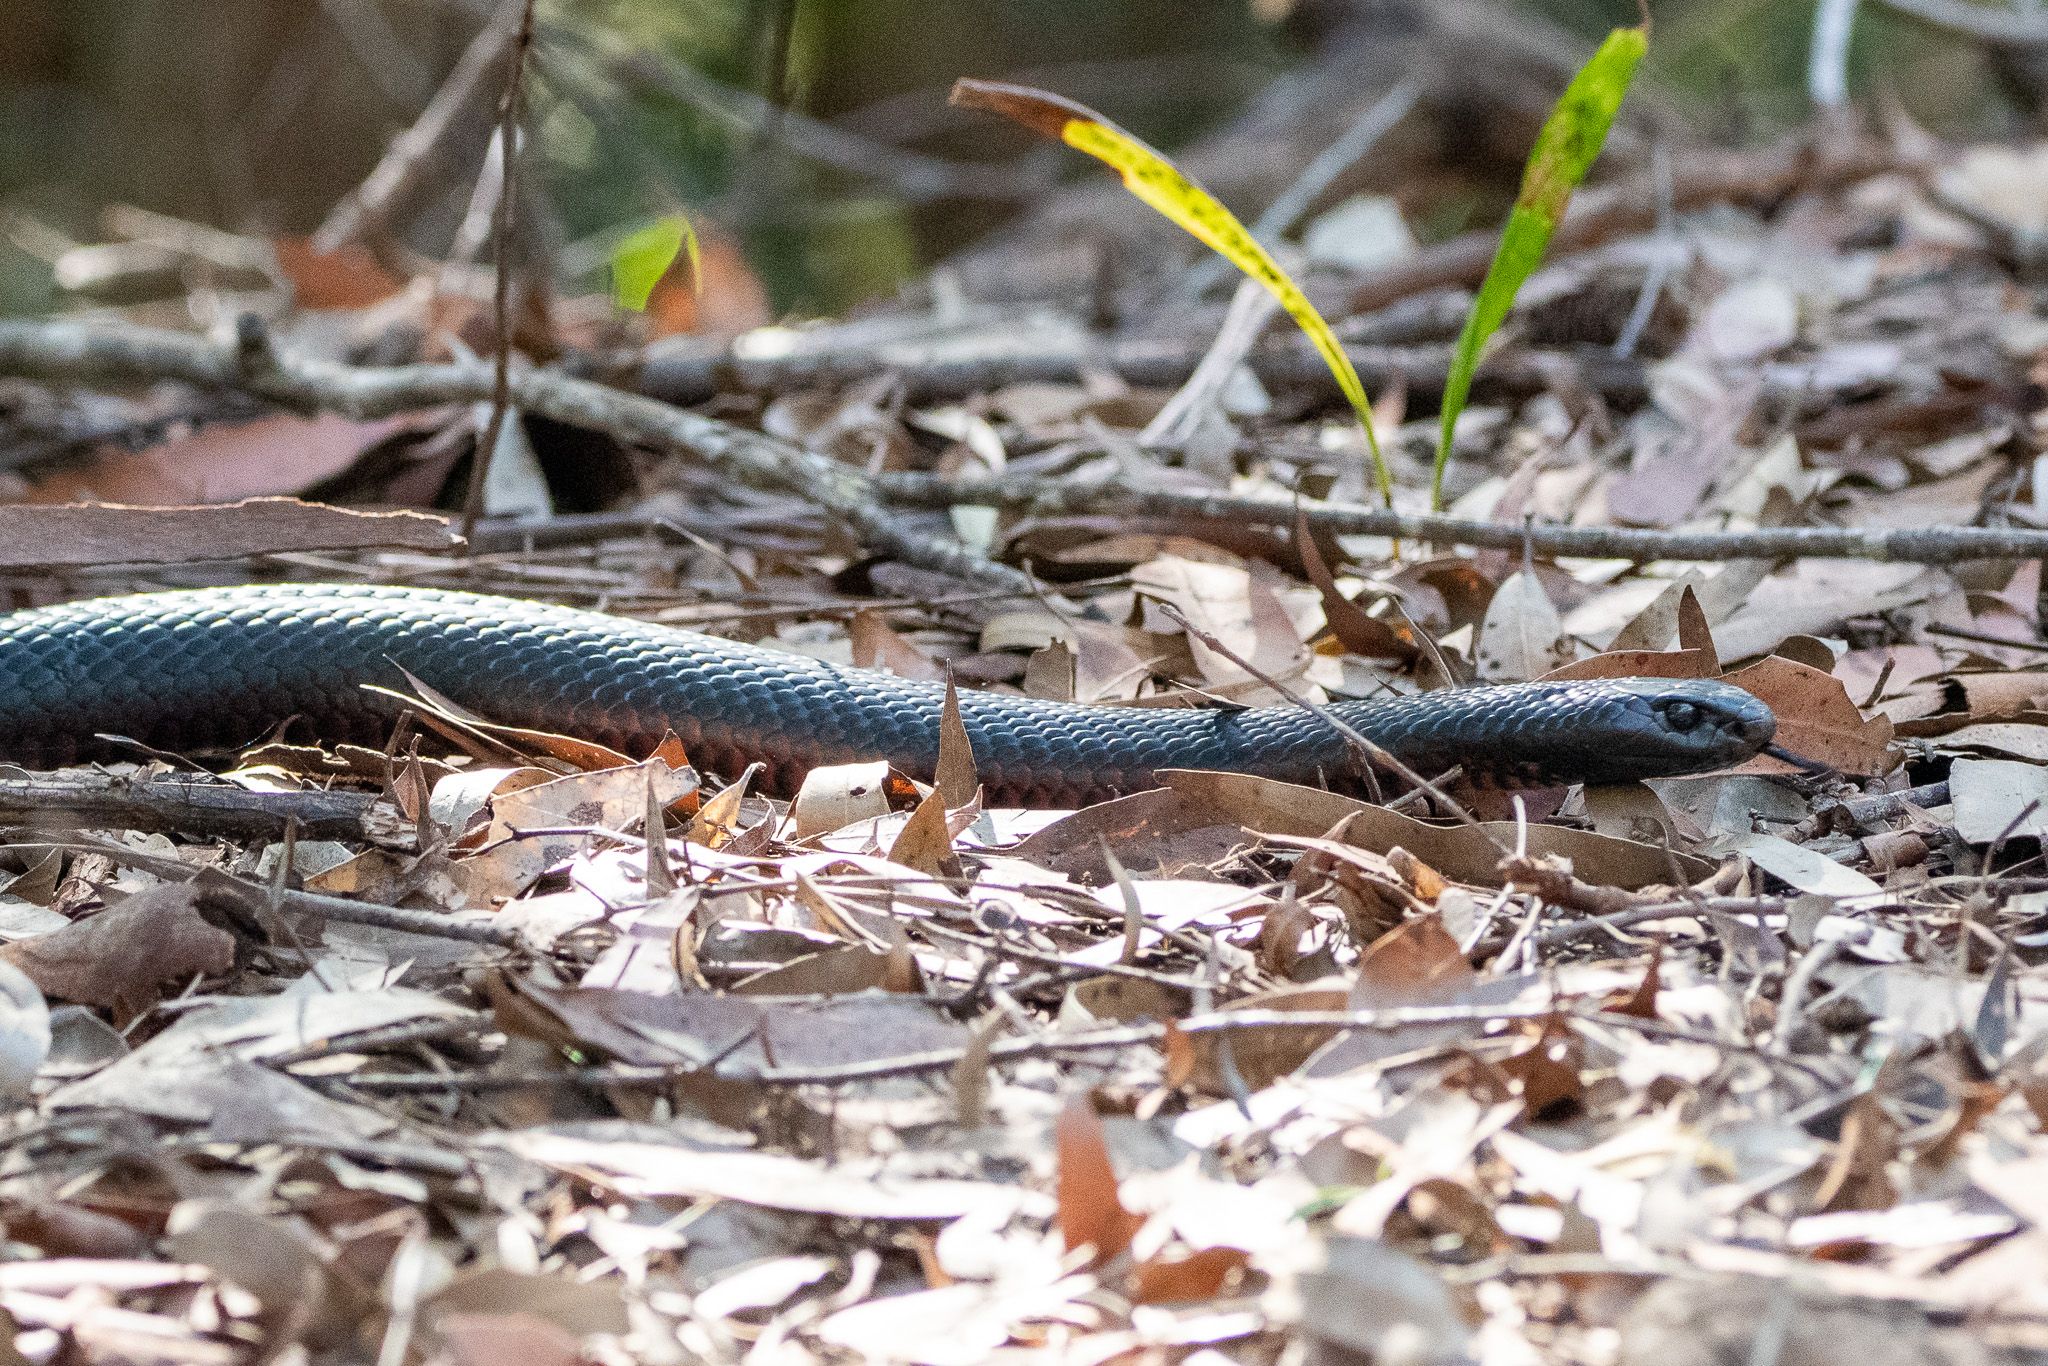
[1594, 678, 1777, 781]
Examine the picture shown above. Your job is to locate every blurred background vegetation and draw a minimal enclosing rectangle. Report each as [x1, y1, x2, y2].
[0, 0, 2036, 318]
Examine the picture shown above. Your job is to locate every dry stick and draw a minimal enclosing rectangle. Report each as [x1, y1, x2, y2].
[878, 469, 2048, 565]
[313, 0, 528, 253]
[460, 0, 538, 541]
[7, 315, 2041, 569]
[626, 332, 1554, 408]
[5, 837, 522, 948]
[1344, 134, 1913, 314]
[323, 999, 1831, 1094]
[0, 316, 1037, 597]
[0, 772, 411, 846]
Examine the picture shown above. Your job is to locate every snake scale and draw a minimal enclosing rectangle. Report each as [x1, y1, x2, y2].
[0, 584, 1775, 806]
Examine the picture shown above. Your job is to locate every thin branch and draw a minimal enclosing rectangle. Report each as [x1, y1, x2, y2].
[1345, 132, 1913, 314]
[0, 772, 411, 846]
[876, 468, 2048, 565]
[313, 0, 527, 253]
[5, 839, 522, 948]
[4, 315, 2041, 569]
[0, 315, 1038, 596]
[461, 0, 537, 540]
[626, 332, 1600, 408]
[319, 998, 1828, 1094]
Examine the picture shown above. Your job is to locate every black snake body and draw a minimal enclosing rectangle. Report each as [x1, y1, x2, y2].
[0, 584, 1775, 805]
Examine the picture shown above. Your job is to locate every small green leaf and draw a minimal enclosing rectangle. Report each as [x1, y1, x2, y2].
[610, 215, 700, 312]
[1431, 25, 1646, 507]
[952, 78, 1392, 505]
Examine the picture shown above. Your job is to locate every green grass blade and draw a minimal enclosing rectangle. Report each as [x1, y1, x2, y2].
[1431, 25, 1646, 508]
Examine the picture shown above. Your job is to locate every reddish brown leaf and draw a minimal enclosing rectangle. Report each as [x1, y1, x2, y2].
[1130, 1245, 1249, 1304]
[29, 414, 418, 505]
[1056, 1096, 1144, 1262]
[1294, 509, 1416, 660]
[273, 236, 405, 310]
[1723, 656, 1896, 777]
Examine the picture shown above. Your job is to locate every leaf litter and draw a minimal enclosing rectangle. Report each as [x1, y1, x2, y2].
[11, 68, 2048, 1366]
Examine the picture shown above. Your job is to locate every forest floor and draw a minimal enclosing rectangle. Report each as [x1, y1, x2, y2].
[1, 46, 2047, 1366]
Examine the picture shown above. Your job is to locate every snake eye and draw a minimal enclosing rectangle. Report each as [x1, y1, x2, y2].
[1662, 700, 1703, 733]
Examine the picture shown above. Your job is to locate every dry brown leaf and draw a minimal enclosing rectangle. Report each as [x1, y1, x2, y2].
[733, 944, 907, 997]
[1605, 939, 1664, 1018]
[1540, 647, 1715, 683]
[436, 1313, 584, 1366]
[1161, 771, 1711, 889]
[1352, 915, 1476, 1007]
[689, 770, 755, 849]
[886, 789, 961, 878]
[1129, 1246, 1249, 1304]
[849, 608, 949, 681]
[1723, 656, 1896, 777]
[1189, 978, 1352, 1091]
[272, 235, 405, 309]
[2, 881, 233, 1013]
[1812, 1090, 1900, 1213]
[933, 675, 981, 808]
[29, 416, 420, 505]
[1496, 1018, 1586, 1117]
[1278, 834, 1430, 949]
[1294, 509, 1416, 660]
[1134, 555, 1311, 691]
[1888, 671, 2048, 731]
[1475, 568, 1573, 682]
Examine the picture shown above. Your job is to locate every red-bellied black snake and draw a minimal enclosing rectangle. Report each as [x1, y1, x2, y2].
[0, 584, 1776, 806]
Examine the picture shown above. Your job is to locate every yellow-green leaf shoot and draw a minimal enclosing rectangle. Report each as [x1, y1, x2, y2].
[952, 78, 1391, 504]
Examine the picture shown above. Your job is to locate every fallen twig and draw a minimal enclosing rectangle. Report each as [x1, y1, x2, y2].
[5, 838, 522, 948]
[313, 0, 528, 253]
[320, 998, 1829, 1093]
[7, 315, 2030, 570]
[0, 772, 413, 846]
[0, 315, 1036, 596]
[878, 470, 2048, 564]
[1345, 132, 1913, 313]
[624, 332, 1604, 407]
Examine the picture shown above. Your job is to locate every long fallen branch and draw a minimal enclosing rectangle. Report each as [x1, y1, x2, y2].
[623, 332, 1581, 407]
[877, 469, 2048, 565]
[0, 315, 1035, 596]
[5, 315, 2042, 568]
[321, 999, 1827, 1093]
[0, 772, 412, 845]
[1345, 133, 1913, 313]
